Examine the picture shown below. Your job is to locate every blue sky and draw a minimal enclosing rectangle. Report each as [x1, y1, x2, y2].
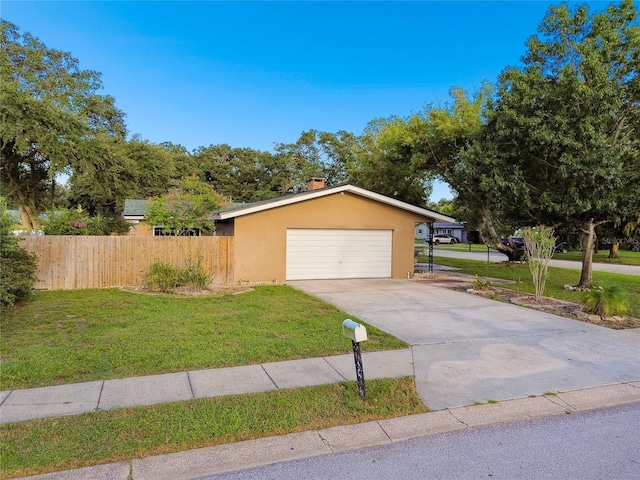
[3, 1, 608, 200]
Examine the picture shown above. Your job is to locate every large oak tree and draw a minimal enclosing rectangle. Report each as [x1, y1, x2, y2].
[481, 0, 640, 286]
[67, 136, 177, 215]
[0, 21, 126, 229]
[193, 144, 293, 203]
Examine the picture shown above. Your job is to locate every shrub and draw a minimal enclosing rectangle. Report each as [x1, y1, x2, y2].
[0, 199, 38, 311]
[144, 261, 183, 293]
[582, 285, 629, 317]
[41, 207, 130, 235]
[473, 275, 492, 290]
[521, 226, 556, 302]
[181, 255, 213, 289]
[144, 255, 213, 293]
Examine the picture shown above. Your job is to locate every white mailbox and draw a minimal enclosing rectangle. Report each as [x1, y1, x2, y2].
[342, 319, 368, 343]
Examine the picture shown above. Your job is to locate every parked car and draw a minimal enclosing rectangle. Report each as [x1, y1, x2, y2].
[432, 234, 458, 244]
[500, 236, 525, 250]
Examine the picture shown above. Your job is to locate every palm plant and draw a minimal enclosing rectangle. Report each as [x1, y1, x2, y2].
[582, 285, 628, 317]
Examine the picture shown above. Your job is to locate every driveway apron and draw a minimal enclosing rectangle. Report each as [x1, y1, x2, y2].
[291, 279, 640, 410]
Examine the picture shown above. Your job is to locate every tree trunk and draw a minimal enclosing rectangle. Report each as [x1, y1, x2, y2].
[478, 208, 524, 261]
[493, 242, 525, 261]
[578, 220, 595, 288]
[608, 242, 619, 259]
[18, 204, 40, 230]
[18, 207, 31, 230]
[5, 158, 42, 230]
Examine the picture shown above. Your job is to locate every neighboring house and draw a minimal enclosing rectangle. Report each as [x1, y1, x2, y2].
[415, 221, 469, 243]
[125, 181, 455, 282]
[122, 199, 148, 235]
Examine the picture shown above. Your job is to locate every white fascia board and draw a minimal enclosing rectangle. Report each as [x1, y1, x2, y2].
[214, 184, 456, 223]
[344, 185, 457, 223]
[123, 215, 145, 221]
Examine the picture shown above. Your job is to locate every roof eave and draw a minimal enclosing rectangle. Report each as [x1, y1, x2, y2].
[214, 184, 456, 223]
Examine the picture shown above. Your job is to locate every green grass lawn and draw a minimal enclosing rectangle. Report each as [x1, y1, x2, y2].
[0, 377, 427, 479]
[415, 239, 483, 252]
[0, 286, 406, 390]
[429, 256, 640, 318]
[432, 243, 489, 253]
[552, 249, 640, 266]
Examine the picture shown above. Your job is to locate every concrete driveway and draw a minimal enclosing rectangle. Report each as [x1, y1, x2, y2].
[291, 279, 640, 410]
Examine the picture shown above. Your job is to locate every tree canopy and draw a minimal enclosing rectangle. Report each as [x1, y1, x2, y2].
[67, 136, 176, 215]
[0, 20, 126, 229]
[145, 175, 226, 235]
[275, 127, 435, 206]
[192, 144, 292, 203]
[368, 87, 490, 218]
[475, 0, 640, 285]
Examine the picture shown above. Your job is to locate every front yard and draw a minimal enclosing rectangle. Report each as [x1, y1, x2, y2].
[1, 286, 406, 390]
[0, 286, 422, 479]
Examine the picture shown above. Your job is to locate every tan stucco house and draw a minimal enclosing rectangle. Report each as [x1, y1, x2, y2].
[123, 181, 455, 283]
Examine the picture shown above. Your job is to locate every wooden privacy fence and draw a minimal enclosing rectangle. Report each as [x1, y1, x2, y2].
[19, 236, 234, 290]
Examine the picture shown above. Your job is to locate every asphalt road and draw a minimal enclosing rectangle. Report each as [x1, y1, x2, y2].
[431, 248, 640, 276]
[201, 402, 640, 480]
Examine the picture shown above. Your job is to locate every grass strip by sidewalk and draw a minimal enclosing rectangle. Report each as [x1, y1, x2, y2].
[0, 377, 426, 479]
[1, 286, 406, 390]
[429, 256, 640, 318]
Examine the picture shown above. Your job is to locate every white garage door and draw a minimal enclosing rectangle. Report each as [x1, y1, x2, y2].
[286, 229, 392, 280]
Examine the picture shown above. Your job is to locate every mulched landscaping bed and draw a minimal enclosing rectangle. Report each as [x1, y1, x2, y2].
[413, 272, 640, 330]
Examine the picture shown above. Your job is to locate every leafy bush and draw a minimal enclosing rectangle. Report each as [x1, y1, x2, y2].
[144, 255, 213, 293]
[181, 255, 213, 289]
[0, 199, 38, 311]
[41, 206, 129, 235]
[582, 285, 628, 316]
[144, 261, 183, 293]
[473, 275, 492, 290]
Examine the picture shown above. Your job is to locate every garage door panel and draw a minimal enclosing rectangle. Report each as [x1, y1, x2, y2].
[286, 229, 392, 280]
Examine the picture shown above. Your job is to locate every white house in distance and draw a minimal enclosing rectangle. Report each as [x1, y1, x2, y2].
[415, 221, 469, 243]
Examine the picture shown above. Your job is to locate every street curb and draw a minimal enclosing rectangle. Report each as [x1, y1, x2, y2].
[14, 381, 639, 480]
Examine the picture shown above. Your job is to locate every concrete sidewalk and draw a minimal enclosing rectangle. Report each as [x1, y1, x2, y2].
[0, 349, 414, 424]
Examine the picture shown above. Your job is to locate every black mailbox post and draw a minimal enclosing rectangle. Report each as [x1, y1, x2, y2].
[342, 319, 368, 400]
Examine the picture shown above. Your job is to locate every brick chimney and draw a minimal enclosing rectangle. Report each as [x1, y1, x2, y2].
[304, 178, 325, 191]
